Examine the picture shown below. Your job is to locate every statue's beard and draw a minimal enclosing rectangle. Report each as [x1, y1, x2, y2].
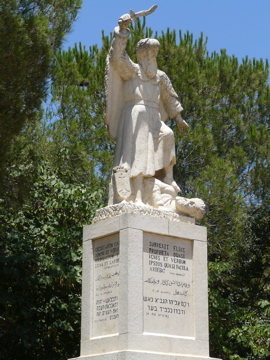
[141, 58, 157, 79]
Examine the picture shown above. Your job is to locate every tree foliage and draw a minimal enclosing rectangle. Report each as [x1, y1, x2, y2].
[46, 42, 113, 193]
[0, 157, 102, 359]
[1, 17, 269, 360]
[0, 0, 82, 182]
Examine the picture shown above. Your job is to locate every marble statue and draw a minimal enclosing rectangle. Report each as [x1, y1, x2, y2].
[104, 5, 205, 221]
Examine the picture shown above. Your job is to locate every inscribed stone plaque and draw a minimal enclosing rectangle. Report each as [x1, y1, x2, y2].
[143, 233, 194, 337]
[92, 234, 119, 337]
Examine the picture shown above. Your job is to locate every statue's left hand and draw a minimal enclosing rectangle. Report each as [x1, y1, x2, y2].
[176, 114, 189, 134]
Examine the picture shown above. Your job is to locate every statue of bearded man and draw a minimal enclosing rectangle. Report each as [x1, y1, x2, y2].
[105, 14, 189, 209]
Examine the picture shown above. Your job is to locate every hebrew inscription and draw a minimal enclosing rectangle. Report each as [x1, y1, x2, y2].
[92, 234, 119, 337]
[143, 233, 194, 337]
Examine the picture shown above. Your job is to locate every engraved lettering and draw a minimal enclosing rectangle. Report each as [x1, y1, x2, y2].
[143, 234, 194, 337]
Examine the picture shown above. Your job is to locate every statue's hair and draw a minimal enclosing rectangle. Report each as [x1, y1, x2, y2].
[136, 38, 160, 62]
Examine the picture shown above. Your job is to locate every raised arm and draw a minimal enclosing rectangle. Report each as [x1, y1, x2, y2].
[108, 14, 136, 80]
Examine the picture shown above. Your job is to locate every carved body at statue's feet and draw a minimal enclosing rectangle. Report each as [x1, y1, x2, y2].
[105, 9, 205, 221]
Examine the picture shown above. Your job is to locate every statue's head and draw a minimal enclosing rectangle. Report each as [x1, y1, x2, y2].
[136, 38, 160, 63]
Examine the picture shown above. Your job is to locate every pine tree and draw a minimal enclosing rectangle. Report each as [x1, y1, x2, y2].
[46, 42, 113, 197]
[0, 0, 82, 184]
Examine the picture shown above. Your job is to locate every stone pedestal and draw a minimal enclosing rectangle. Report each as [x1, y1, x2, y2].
[71, 208, 220, 360]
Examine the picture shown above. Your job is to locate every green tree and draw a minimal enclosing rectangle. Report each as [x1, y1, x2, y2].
[45, 42, 113, 195]
[0, 157, 102, 359]
[0, 0, 82, 183]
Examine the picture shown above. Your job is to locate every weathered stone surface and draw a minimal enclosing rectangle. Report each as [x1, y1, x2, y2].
[71, 352, 221, 360]
[104, 6, 205, 219]
[69, 213, 220, 360]
[93, 202, 195, 224]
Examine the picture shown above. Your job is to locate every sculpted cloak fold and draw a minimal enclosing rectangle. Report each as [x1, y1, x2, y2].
[105, 27, 183, 180]
[103, 17, 205, 221]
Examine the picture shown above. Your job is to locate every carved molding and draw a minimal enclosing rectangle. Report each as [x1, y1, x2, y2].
[93, 202, 195, 224]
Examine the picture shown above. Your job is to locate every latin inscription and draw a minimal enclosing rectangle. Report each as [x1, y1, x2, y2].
[143, 234, 194, 337]
[92, 234, 119, 337]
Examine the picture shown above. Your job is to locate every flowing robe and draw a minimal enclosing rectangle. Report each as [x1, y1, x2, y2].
[105, 28, 183, 179]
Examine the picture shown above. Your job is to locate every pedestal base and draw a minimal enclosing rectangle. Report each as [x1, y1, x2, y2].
[70, 208, 220, 360]
[71, 350, 220, 360]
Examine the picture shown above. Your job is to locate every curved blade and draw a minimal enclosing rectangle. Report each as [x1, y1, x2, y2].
[130, 4, 158, 22]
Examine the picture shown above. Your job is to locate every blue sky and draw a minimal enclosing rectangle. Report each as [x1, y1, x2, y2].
[64, 0, 269, 62]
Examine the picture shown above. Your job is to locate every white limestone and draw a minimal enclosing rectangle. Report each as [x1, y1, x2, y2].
[104, 6, 205, 220]
[143, 233, 194, 337]
[70, 212, 220, 360]
[93, 203, 196, 225]
[92, 233, 120, 337]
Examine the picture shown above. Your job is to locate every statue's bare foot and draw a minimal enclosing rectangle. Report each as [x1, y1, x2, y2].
[163, 176, 181, 194]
